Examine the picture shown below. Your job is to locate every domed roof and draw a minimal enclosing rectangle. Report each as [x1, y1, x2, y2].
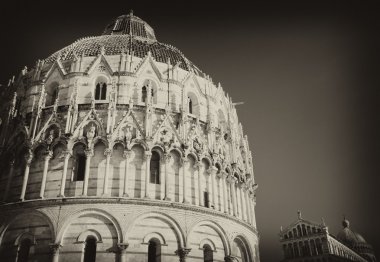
[337, 218, 367, 246]
[102, 11, 156, 41]
[44, 12, 203, 74]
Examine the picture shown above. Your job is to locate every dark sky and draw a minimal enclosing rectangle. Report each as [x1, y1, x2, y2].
[1, 1, 379, 261]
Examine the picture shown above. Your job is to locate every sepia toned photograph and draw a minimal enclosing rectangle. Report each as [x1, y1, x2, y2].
[0, 1, 378, 262]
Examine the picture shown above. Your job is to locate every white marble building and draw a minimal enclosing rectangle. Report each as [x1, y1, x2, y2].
[0, 12, 259, 262]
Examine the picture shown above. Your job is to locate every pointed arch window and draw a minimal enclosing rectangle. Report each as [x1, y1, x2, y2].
[188, 97, 193, 114]
[72, 144, 86, 181]
[17, 238, 32, 262]
[150, 151, 160, 184]
[51, 88, 58, 105]
[95, 82, 107, 100]
[142, 86, 147, 103]
[148, 238, 161, 262]
[83, 236, 97, 262]
[203, 244, 213, 262]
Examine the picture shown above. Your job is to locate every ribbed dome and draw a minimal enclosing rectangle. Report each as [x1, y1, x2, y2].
[44, 12, 203, 74]
[102, 11, 156, 41]
[337, 218, 367, 246]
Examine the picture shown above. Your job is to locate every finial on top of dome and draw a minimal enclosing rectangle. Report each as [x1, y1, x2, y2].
[342, 215, 350, 228]
[297, 210, 302, 219]
[129, 9, 134, 16]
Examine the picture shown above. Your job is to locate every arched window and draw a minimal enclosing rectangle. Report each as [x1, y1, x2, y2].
[188, 97, 193, 114]
[83, 236, 97, 262]
[150, 151, 160, 184]
[46, 82, 59, 106]
[95, 82, 107, 100]
[142, 86, 147, 103]
[148, 238, 161, 262]
[51, 88, 58, 105]
[203, 244, 213, 262]
[73, 144, 86, 181]
[17, 238, 32, 262]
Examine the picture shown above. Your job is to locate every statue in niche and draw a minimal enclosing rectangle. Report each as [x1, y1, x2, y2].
[124, 126, 133, 144]
[161, 128, 172, 145]
[193, 137, 203, 153]
[86, 124, 96, 140]
[136, 129, 143, 139]
[46, 129, 55, 145]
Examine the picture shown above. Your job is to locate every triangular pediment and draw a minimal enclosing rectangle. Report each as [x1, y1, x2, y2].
[44, 60, 66, 80]
[86, 55, 114, 75]
[134, 53, 163, 80]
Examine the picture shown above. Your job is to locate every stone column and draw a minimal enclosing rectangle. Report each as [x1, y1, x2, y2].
[122, 150, 132, 197]
[144, 151, 152, 199]
[249, 193, 257, 227]
[194, 161, 202, 206]
[20, 153, 33, 201]
[221, 171, 228, 214]
[117, 243, 129, 262]
[216, 172, 224, 212]
[208, 166, 218, 209]
[175, 248, 191, 262]
[243, 186, 251, 224]
[39, 151, 53, 199]
[3, 159, 15, 202]
[58, 151, 71, 197]
[49, 243, 62, 262]
[196, 161, 204, 206]
[82, 149, 93, 196]
[163, 154, 171, 201]
[102, 149, 112, 195]
[236, 183, 242, 218]
[182, 157, 189, 204]
[205, 171, 211, 208]
[239, 183, 246, 221]
[228, 176, 238, 217]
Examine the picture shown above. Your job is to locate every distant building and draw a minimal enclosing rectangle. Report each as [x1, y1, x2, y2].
[279, 212, 376, 262]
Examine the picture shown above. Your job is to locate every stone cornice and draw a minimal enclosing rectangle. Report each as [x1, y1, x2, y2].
[0, 197, 259, 236]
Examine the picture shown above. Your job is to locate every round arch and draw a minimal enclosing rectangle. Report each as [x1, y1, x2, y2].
[231, 235, 253, 262]
[125, 211, 185, 248]
[55, 208, 122, 244]
[187, 220, 231, 255]
[0, 210, 55, 246]
[186, 152, 199, 162]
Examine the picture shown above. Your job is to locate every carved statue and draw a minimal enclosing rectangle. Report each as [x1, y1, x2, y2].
[46, 129, 55, 145]
[86, 124, 96, 140]
[125, 126, 133, 144]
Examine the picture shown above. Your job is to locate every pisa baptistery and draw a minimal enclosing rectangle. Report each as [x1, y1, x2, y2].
[0, 12, 259, 262]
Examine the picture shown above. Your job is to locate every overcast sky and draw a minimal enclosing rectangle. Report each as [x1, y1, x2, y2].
[0, 1, 379, 261]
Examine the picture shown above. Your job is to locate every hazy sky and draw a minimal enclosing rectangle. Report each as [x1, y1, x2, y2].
[0, 1, 378, 261]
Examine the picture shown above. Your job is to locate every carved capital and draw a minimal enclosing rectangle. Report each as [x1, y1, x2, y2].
[193, 161, 202, 170]
[61, 150, 72, 159]
[144, 151, 152, 160]
[207, 166, 218, 175]
[175, 248, 191, 261]
[117, 243, 129, 254]
[24, 152, 33, 166]
[123, 150, 132, 159]
[84, 149, 94, 158]
[163, 154, 171, 164]
[43, 150, 53, 160]
[49, 243, 62, 254]
[104, 148, 112, 157]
